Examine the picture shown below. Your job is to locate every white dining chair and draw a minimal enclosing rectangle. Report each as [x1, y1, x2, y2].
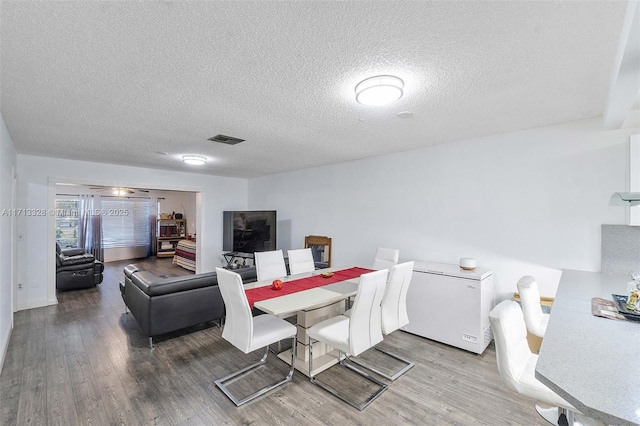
[517, 275, 550, 337]
[214, 267, 297, 406]
[254, 249, 287, 282]
[517, 275, 550, 353]
[489, 301, 604, 426]
[372, 247, 400, 270]
[348, 261, 415, 380]
[287, 248, 315, 275]
[307, 269, 389, 410]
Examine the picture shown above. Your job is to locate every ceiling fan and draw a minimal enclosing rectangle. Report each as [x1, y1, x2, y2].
[89, 186, 150, 196]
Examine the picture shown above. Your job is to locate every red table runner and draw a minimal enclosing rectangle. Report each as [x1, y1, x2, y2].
[246, 267, 374, 309]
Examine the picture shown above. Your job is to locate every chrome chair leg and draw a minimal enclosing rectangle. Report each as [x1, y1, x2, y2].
[269, 341, 282, 354]
[347, 345, 414, 381]
[534, 403, 604, 426]
[149, 337, 154, 349]
[345, 296, 354, 311]
[309, 339, 387, 411]
[215, 337, 296, 406]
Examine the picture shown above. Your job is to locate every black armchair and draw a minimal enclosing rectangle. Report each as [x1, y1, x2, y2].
[55, 242, 104, 291]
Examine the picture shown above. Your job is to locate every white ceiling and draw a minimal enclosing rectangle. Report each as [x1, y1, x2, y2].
[0, 1, 633, 178]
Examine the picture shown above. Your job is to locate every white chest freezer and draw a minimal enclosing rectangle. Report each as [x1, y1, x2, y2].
[401, 261, 494, 354]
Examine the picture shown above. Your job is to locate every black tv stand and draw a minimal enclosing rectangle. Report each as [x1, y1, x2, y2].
[222, 252, 254, 269]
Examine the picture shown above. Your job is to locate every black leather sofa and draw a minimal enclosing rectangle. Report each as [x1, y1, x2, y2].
[56, 243, 104, 291]
[121, 264, 258, 348]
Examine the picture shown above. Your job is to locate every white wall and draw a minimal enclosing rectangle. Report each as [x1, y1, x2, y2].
[158, 190, 197, 235]
[249, 114, 640, 300]
[17, 155, 247, 310]
[103, 247, 148, 263]
[0, 113, 18, 372]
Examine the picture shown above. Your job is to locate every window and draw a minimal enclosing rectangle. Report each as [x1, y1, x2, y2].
[102, 199, 150, 249]
[55, 198, 79, 248]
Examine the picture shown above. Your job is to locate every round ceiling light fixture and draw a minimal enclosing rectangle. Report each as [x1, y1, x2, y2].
[112, 188, 127, 197]
[355, 75, 404, 106]
[182, 155, 207, 165]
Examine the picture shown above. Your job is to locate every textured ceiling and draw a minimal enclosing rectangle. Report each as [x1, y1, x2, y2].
[0, 1, 630, 178]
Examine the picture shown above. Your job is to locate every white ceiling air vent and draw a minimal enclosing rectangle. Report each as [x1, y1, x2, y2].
[208, 134, 246, 145]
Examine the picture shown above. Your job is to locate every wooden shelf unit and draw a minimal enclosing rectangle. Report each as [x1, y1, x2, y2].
[157, 219, 186, 258]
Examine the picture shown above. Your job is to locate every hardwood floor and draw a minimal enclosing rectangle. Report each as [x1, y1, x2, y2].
[1, 258, 548, 425]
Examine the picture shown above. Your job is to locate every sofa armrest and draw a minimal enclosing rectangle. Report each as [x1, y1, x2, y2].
[124, 263, 145, 279]
[61, 247, 86, 257]
[57, 262, 98, 273]
[58, 253, 96, 266]
[130, 271, 219, 297]
[124, 280, 151, 335]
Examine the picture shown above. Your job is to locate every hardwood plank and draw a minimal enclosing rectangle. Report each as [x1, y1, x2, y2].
[71, 379, 112, 426]
[45, 338, 79, 426]
[0, 393, 19, 426]
[129, 358, 200, 425]
[23, 322, 46, 365]
[15, 388, 47, 426]
[92, 367, 137, 426]
[0, 343, 26, 402]
[14, 321, 52, 424]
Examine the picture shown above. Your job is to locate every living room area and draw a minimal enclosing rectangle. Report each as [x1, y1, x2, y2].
[54, 182, 198, 286]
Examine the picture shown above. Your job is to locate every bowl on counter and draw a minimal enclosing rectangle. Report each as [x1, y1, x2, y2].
[459, 258, 477, 270]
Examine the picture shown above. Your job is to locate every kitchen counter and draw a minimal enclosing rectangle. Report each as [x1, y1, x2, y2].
[535, 269, 640, 425]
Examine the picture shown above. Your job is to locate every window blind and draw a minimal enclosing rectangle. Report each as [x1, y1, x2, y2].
[102, 199, 150, 249]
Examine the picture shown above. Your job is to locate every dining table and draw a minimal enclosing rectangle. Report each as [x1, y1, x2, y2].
[535, 269, 640, 426]
[243, 265, 372, 376]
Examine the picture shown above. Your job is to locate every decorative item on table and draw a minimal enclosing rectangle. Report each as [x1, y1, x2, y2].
[591, 297, 626, 320]
[459, 258, 476, 270]
[160, 213, 170, 219]
[627, 274, 640, 311]
[187, 233, 193, 240]
[612, 294, 640, 320]
[271, 279, 283, 290]
[175, 213, 183, 219]
[627, 289, 639, 311]
[320, 272, 334, 278]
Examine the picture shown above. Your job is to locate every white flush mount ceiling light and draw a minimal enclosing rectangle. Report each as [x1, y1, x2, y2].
[182, 155, 206, 165]
[355, 75, 404, 106]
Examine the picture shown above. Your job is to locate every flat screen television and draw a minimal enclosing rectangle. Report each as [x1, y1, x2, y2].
[223, 210, 277, 253]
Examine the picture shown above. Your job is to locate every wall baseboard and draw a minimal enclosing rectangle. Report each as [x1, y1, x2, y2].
[104, 246, 148, 263]
[17, 298, 48, 311]
[0, 323, 12, 375]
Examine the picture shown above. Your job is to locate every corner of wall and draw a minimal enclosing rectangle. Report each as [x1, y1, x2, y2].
[0, 326, 11, 375]
[0, 111, 18, 374]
